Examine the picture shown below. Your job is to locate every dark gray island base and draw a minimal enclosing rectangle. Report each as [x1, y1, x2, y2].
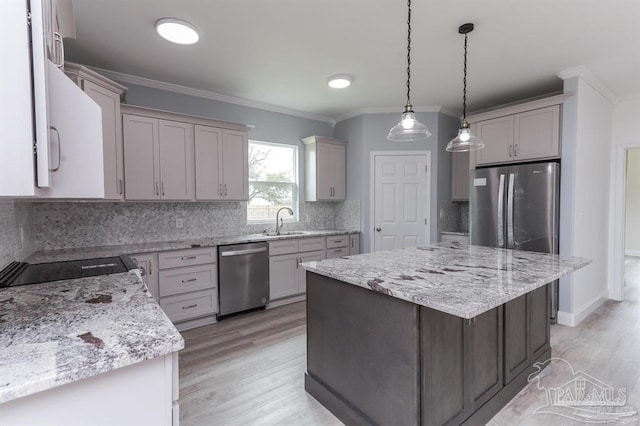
[305, 272, 552, 426]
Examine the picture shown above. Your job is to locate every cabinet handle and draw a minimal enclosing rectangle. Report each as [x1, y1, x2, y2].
[508, 145, 512, 157]
[119, 179, 124, 195]
[351, 239, 354, 248]
[219, 184, 222, 196]
[162, 181, 165, 196]
[182, 304, 198, 310]
[53, 32, 64, 68]
[149, 260, 152, 275]
[181, 278, 197, 284]
[155, 182, 160, 196]
[180, 256, 197, 260]
[49, 126, 61, 172]
[224, 184, 228, 196]
[514, 143, 518, 157]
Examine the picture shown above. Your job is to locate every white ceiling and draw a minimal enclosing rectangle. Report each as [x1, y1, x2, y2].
[66, 0, 640, 120]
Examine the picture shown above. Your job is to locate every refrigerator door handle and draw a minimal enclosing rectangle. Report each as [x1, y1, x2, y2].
[497, 174, 505, 247]
[507, 173, 515, 247]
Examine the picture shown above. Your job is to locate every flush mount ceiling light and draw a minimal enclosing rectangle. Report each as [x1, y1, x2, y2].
[155, 18, 199, 45]
[327, 75, 353, 89]
[387, 0, 430, 142]
[446, 23, 484, 152]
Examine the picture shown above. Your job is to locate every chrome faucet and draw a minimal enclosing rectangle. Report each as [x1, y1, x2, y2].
[275, 207, 294, 235]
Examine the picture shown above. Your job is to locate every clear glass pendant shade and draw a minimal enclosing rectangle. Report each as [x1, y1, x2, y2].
[387, 111, 431, 141]
[446, 124, 484, 152]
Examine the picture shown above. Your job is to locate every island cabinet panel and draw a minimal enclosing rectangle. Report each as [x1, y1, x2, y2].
[530, 284, 551, 360]
[504, 294, 530, 384]
[469, 307, 504, 409]
[306, 273, 420, 426]
[421, 308, 468, 426]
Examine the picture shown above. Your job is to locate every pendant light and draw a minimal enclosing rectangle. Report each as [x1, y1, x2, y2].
[387, 0, 431, 141]
[446, 23, 484, 152]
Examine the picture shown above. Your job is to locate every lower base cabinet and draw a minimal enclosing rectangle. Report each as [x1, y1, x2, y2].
[421, 306, 503, 425]
[130, 253, 159, 301]
[269, 237, 326, 301]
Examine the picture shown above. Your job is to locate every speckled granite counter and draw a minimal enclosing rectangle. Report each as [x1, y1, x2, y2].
[24, 230, 359, 264]
[301, 242, 590, 319]
[0, 272, 184, 404]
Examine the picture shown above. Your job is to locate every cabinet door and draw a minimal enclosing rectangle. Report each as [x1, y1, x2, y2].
[331, 144, 346, 200]
[298, 250, 325, 294]
[194, 125, 222, 200]
[316, 142, 332, 200]
[503, 294, 530, 384]
[82, 79, 123, 200]
[123, 115, 160, 200]
[467, 307, 503, 410]
[221, 129, 248, 200]
[269, 253, 299, 300]
[130, 253, 159, 301]
[475, 116, 513, 165]
[349, 234, 360, 255]
[158, 120, 194, 200]
[530, 284, 551, 360]
[514, 105, 560, 160]
[451, 151, 470, 201]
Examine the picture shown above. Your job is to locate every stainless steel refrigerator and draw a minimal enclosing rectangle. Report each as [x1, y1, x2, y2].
[470, 161, 560, 322]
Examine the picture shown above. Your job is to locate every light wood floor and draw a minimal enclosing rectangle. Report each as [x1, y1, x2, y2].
[179, 261, 640, 425]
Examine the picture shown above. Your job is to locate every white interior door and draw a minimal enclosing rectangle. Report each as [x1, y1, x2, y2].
[372, 152, 430, 252]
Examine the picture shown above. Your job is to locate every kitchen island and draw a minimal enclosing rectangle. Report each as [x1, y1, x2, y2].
[301, 243, 590, 425]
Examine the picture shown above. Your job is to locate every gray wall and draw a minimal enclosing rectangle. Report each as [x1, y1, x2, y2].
[335, 111, 460, 253]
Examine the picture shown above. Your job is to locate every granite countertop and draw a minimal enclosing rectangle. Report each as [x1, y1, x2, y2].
[25, 229, 360, 264]
[301, 242, 591, 319]
[0, 272, 184, 404]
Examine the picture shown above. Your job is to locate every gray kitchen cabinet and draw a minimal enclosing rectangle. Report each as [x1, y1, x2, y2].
[326, 235, 349, 259]
[122, 114, 194, 200]
[451, 151, 470, 201]
[130, 253, 159, 301]
[349, 233, 360, 255]
[469, 96, 562, 167]
[302, 136, 347, 201]
[269, 237, 327, 301]
[421, 306, 503, 425]
[194, 125, 249, 201]
[65, 63, 127, 200]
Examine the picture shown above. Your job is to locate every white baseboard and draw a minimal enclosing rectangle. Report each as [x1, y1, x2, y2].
[557, 291, 608, 327]
[625, 250, 640, 257]
[267, 294, 306, 309]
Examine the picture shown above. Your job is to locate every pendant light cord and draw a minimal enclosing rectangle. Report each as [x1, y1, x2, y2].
[406, 0, 412, 109]
[462, 31, 468, 120]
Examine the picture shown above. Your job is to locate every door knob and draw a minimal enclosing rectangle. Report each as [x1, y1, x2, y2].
[376, 227, 381, 232]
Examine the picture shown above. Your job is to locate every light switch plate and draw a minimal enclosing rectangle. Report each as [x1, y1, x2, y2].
[175, 218, 184, 229]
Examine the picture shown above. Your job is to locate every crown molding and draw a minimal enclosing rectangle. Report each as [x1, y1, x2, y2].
[89, 66, 337, 126]
[557, 66, 620, 106]
[335, 105, 460, 123]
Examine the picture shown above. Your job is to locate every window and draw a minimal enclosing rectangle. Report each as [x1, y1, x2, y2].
[248, 141, 298, 223]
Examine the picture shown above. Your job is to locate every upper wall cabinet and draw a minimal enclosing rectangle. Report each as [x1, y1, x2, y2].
[1, 0, 104, 198]
[468, 95, 563, 168]
[65, 63, 127, 200]
[121, 105, 249, 202]
[194, 126, 248, 201]
[302, 136, 347, 202]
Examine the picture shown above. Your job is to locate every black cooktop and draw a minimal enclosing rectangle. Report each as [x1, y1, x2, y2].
[0, 256, 137, 288]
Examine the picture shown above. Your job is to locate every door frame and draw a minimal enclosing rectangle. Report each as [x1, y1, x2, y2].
[369, 151, 431, 253]
[609, 143, 640, 301]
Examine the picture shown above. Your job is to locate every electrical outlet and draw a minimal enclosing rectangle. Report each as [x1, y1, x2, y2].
[439, 209, 444, 219]
[176, 218, 184, 229]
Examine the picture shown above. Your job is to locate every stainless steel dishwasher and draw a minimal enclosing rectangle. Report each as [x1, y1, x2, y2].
[218, 242, 269, 317]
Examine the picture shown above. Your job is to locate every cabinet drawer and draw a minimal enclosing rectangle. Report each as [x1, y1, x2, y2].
[326, 247, 349, 259]
[269, 239, 299, 256]
[326, 235, 348, 249]
[298, 237, 326, 253]
[160, 289, 217, 323]
[158, 247, 217, 269]
[159, 264, 217, 297]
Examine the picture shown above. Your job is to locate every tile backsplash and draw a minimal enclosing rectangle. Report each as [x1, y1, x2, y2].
[32, 201, 361, 250]
[0, 201, 35, 267]
[440, 201, 469, 233]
